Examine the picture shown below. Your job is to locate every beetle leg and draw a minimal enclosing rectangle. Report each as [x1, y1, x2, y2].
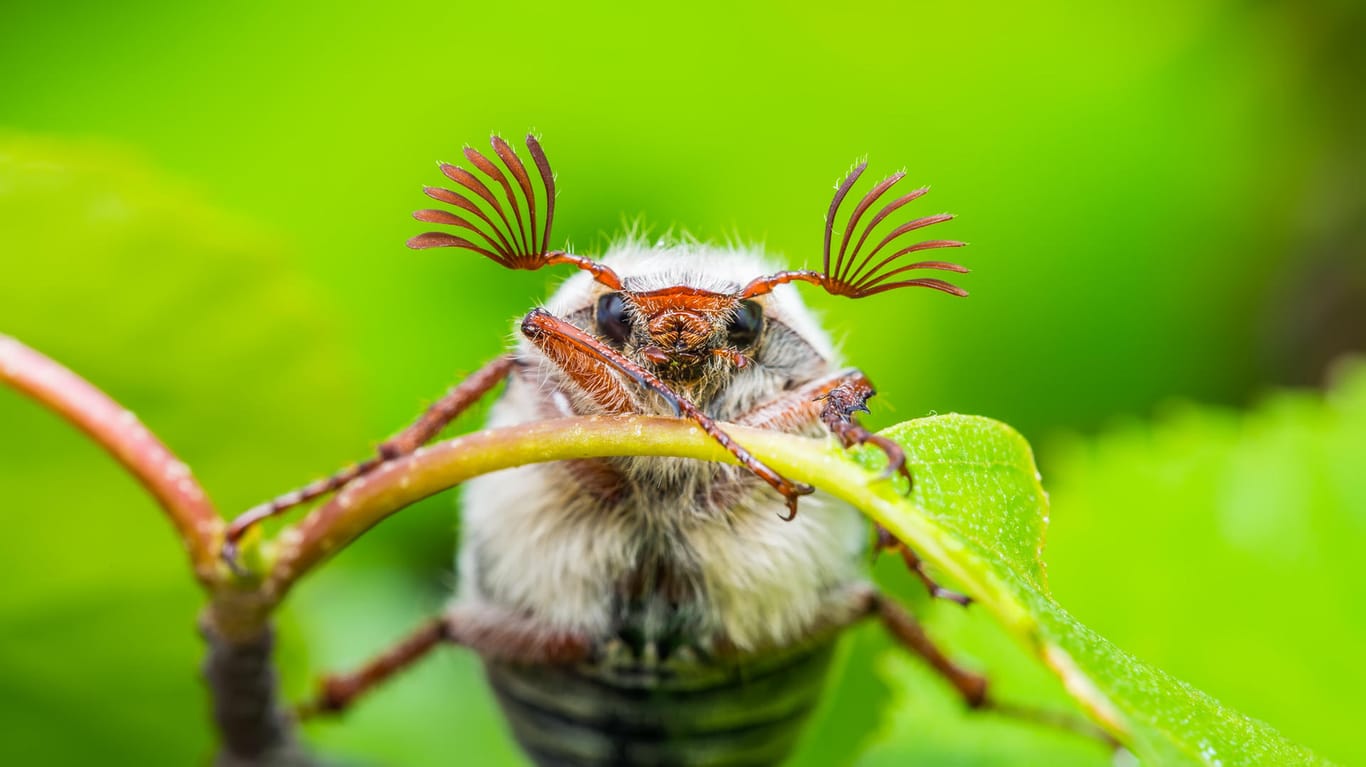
[520, 308, 814, 519]
[298, 604, 590, 719]
[297, 617, 450, 719]
[739, 370, 965, 604]
[816, 377, 912, 487]
[875, 525, 972, 606]
[736, 369, 910, 488]
[735, 368, 867, 432]
[222, 355, 515, 568]
[517, 311, 647, 416]
[866, 590, 988, 704]
[864, 589, 1119, 749]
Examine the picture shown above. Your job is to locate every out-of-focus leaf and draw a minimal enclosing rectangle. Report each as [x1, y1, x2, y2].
[860, 652, 1111, 767]
[0, 135, 365, 764]
[1044, 362, 1366, 766]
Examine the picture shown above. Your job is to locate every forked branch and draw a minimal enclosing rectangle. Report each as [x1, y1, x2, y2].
[0, 335, 223, 586]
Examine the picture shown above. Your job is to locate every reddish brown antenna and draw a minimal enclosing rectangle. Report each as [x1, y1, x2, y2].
[408, 134, 621, 289]
[741, 160, 968, 299]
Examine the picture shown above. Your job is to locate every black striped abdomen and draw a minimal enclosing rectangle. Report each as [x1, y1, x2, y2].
[485, 640, 837, 766]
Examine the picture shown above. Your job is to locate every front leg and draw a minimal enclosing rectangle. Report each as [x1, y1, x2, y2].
[519, 308, 814, 518]
[739, 369, 967, 605]
[817, 376, 913, 487]
[737, 368, 909, 487]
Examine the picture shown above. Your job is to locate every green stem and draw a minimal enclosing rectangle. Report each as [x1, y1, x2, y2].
[258, 413, 1121, 738]
[0, 337, 1124, 748]
[264, 414, 1031, 633]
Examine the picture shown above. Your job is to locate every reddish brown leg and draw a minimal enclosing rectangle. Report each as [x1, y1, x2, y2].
[867, 591, 1118, 748]
[735, 368, 868, 432]
[297, 618, 449, 719]
[739, 371, 967, 604]
[298, 605, 590, 719]
[817, 377, 911, 487]
[520, 308, 814, 519]
[737, 368, 909, 488]
[868, 591, 988, 704]
[876, 526, 972, 606]
[223, 356, 515, 565]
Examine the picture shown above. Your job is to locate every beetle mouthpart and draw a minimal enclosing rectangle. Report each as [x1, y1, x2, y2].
[639, 346, 671, 365]
[712, 348, 750, 368]
[647, 311, 711, 353]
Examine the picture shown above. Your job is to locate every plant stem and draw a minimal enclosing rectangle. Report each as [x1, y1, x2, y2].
[261, 415, 1005, 630]
[202, 619, 316, 767]
[0, 335, 1117, 755]
[0, 335, 223, 586]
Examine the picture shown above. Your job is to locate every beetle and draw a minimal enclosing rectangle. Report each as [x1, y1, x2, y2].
[224, 135, 1077, 766]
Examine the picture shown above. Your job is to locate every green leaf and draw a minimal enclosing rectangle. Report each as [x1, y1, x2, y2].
[851, 414, 1333, 766]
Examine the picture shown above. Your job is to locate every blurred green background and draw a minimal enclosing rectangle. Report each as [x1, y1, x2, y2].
[1, 1, 1363, 764]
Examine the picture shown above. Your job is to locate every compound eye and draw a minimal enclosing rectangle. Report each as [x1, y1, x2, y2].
[596, 292, 633, 345]
[728, 300, 764, 347]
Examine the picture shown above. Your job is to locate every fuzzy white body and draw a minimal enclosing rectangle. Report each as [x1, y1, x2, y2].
[457, 243, 870, 655]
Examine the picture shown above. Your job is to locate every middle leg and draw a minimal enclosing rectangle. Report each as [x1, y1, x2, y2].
[223, 355, 515, 564]
[519, 307, 814, 517]
[875, 526, 972, 606]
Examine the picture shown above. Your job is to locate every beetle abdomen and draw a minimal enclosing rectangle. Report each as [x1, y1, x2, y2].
[485, 640, 836, 766]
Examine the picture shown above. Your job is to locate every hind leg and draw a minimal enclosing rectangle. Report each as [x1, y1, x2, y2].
[298, 603, 590, 719]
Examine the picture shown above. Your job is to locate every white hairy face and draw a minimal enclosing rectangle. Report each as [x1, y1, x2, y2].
[457, 243, 869, 654]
